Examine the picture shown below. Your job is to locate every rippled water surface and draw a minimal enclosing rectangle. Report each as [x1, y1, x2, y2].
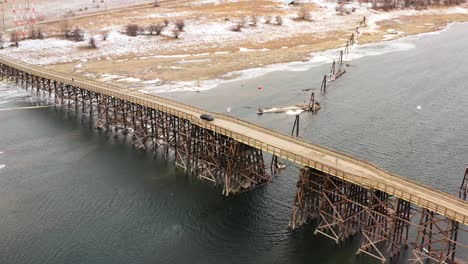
[1, 24, 467, 264]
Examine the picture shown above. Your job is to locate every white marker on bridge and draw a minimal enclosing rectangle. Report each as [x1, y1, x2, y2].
[417, 105, 421, 110]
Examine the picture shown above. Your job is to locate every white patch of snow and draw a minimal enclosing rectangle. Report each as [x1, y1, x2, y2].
[100, 74, 125, 81]
[151, 54, 191, 58]
[117, 77, 141, 83]
[177, 58, 211, 64]
[239, 47, 255, 52]
[144, 12, 194, 18]
[141, 79, 161, 84]
[240, 47, 270, 52]
[193, 53, 210, 56]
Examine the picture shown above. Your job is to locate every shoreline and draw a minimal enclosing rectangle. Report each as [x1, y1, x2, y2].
[2, 2, 467, 93]
[140, 20, 468, 94]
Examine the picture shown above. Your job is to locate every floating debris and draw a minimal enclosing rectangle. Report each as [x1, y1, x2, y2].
[257, 102, 320, 115]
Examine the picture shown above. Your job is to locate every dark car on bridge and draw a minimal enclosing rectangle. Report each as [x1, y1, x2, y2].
[200, 113, 214, 121]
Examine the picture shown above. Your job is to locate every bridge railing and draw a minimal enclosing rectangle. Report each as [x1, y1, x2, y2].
[0, 55, 466, 225]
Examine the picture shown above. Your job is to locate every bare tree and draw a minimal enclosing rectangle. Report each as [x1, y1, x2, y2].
[101, 30, 109, 40]
[297, 6, 311, 20]
[126, 24, 140, 36]
[61, 20, 71, 39]
[148, 24, 164, 35]
[239, 15, 247, 28]
[37, 28, 45, 39]
[231, 23, 242, 32]
[0, 34, 4, 49]
[29, 28, 37, 39]
[29, 28, 44, 39]
[172, 29, 181, 38]
[175, 19, 185, 31]
[275, 15, 283, 26]
[264, 16, 272, 24]
[336, 4, 345, 15]
[148, 24, 157, 35]
[250, 14, 258, 27]
[10, 32, 19, 46]
[155, 24, 164, 35]
[71, 26, 85, 41]
[89, 36, 98, 48]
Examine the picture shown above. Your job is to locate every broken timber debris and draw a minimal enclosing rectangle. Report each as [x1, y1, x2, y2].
[256, 103, 321, 115]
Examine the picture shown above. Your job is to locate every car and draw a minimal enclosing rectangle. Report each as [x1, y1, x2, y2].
[200, 113, 214, 121]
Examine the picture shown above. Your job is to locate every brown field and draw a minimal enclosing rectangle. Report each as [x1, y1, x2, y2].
[6, 0, 468, 87]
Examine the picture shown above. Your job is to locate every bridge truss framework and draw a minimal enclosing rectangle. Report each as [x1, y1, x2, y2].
[290, 167, 468, 263]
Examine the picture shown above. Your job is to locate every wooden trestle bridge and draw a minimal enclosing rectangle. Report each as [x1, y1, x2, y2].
[0, 55, 467, 263]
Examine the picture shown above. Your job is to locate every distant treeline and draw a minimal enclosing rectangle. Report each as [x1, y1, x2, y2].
[365, 0, 466, 10]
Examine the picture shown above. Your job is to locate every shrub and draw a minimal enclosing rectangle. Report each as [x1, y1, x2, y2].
[275, 15, 283, 25]
[37, 28, 45, 39]
[153, 0, 160, 7]
[148, 24, 156, 35]
[172, 29, 181, 38]
[239, 15, 247, 28]
[264, 16, 271, 24]
[89, 36, 98, 48]
[61, 20, 71, 39]
[10, 32, 19, 46]
[175, 19, 185, 31]
[29, 29, 38, 39]
[231, 23, 242, 32]
[297, 6, 311, 20]
[101, 30, 109, 40]
[250, 14, 258, 26]
[163, 18, 169, 27]
[29, 28, 45, 39]
[126, 24, 140, 36]
[336, 4, 345, 15]
[71, 26, 85, 41]
[148, 24, 164, 35]
[155, 24, 164, 35]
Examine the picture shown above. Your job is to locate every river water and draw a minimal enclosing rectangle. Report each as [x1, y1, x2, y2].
[0, 23, 467, 263]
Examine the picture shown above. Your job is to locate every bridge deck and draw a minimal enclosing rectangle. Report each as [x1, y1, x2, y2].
[1, 55, 466, 225]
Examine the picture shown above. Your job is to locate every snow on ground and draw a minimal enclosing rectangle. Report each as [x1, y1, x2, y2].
[0, 2, 371, 65]
[2, 0, 155, 27]
[0, 1, 466, 93]
[366, 6, 468, 32]
[192, 0, 241, 5]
